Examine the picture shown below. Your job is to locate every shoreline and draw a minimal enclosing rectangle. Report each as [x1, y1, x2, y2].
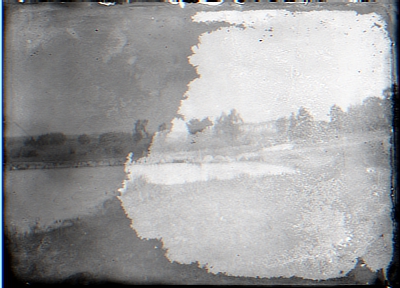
[5, 159, 127, 171]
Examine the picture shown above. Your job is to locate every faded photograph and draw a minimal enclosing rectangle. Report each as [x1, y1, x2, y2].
[4, 2, 396, 285]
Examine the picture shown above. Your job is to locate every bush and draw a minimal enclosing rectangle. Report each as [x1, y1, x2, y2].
[213, 109, 243, 143]
[23, 137, 37, 147]
[99, 132, 131, 146]
[77, 134, 91, 145]
[8, 147, 22, 159]
[98, 132, 133, 156]
[133, 120, 149, 142]
[187, 117, 213, 135]
[22, 149, 39, 158]
[36, 133, 67, 146]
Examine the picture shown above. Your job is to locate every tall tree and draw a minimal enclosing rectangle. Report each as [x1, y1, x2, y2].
[276, 117, 288, 135]
[361, 96, 391, 131]
[329, 104, 346, 134]
[382, 85, 395, 129]
[133, 119, 149, 142]
[158, 122, 171, 132]
[99, 132, 132, 156]
[287, 112, 297, 141]
[213, 109, 244, 143]
[36, 132, 67, 146]
[292, 107, 314, 141]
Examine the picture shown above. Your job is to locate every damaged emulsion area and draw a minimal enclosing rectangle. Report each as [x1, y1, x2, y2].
[118, 9, 394, 282]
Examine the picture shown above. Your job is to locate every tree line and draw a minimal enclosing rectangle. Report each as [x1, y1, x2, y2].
[10, 91, 393, 161]
[10, 119, 157, 161]
[182, 94, 392, 149]
[278, 95, 392, 143]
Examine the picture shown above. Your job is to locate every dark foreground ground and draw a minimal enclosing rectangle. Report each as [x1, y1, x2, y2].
[5, 196, 393, 287]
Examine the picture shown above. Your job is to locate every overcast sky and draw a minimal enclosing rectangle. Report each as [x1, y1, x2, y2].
[170, 9, 392, 135]
[5, 4, 393, 138]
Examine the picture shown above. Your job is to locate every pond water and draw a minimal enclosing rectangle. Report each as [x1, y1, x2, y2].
[5, 166, 125, 233]
[126, 162, 296, 185]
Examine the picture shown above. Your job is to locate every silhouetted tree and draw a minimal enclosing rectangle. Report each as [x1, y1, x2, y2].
[292, 107, 314, 141]
[36, 133, 67, 146]
[345, 104, 363, 132]
[361, 96, 391, 131]
[275, 117, 289, 141]
[23, 137, 36, 147]
[21, 149, 39, 158]
[158, 123, 169, 132]
[329, 105, 345, 131]
[382, 85, 395, 128]
[328, 104, 346, 138]
[344, 95, 392, 133]
[213, 109, 244, 143]
[99, 132, 132, 156]
[313, 120, 330, 142]
[78, 134, 91, 145]
[287, 112, 297, 141]
[133, 120, 149, 142]
[186, 117, 213, 135]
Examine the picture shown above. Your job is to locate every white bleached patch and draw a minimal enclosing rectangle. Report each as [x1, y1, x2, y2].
[121, 162, 295, 186]
[118, 9, 393, 280]
[178, 10, 391, 126]
[164, 118, 189, 141]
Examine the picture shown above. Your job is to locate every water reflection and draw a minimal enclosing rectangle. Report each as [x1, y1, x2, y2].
[127, 162, 296, 185]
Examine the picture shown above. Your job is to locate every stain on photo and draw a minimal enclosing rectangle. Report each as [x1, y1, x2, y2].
[3, 2, 397, 286]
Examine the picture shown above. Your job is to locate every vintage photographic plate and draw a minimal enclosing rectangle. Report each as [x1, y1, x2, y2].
[3, 1, 398, 286]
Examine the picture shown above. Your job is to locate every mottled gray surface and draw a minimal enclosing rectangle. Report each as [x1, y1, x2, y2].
[4, 2, 396, 286]
[5, 3, 226, 137]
